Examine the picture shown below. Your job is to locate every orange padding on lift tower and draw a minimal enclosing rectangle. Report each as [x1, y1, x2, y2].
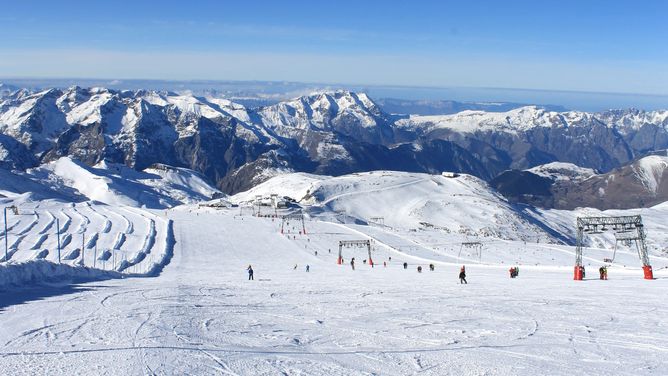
[643, 265, 654, 280]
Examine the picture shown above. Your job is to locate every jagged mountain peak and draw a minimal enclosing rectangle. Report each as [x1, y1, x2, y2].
[279, 90, 381, 115]
[397, 105, 594, 134]
[598, 108, 668, 131]
[259, 90, 389, 132]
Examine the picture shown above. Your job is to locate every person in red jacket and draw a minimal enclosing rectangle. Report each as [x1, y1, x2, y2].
[459, 266, 467, 284]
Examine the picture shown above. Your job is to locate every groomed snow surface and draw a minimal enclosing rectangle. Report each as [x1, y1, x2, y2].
[1, 171, 668, 374]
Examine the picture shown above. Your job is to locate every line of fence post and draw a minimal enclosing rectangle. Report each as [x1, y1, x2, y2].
[3, 207, 8, 263]
[56, 217, 61, 264]
[81, 231, 85, 267]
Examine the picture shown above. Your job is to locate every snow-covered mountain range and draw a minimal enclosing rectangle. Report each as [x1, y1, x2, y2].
[2, 85, 668, 202]
[491, 154, 668, 209]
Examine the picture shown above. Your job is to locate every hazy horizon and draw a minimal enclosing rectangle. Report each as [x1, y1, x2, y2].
[2, 77, 667, 112]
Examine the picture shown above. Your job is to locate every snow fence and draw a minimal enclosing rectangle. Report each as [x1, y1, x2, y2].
[0, 260, 122, 290]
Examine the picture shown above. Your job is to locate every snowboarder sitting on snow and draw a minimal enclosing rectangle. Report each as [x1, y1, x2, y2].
[417, 266, 422, 273]
[403, 262, 408, 269]
[429, 264, 435, 272]
[459, 266, 467, 284]
[247, 265, 254, 280]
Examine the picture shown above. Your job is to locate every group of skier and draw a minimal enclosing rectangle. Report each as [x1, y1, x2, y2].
[247, 254, 612, 283]
[578, 265, 611, 280]
[247, 262, 472, 283]
[416, 264, 436, 273]
[599, 265, 608, 280]
[509, 266, 519, 278]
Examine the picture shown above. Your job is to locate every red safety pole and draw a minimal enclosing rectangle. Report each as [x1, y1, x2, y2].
[574, 265, 583, 280]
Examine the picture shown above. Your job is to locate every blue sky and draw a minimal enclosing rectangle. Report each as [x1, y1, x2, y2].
[1, 0, 667, 95]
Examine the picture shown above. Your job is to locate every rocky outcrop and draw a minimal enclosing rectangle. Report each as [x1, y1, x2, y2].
[491, 155, 668, 210]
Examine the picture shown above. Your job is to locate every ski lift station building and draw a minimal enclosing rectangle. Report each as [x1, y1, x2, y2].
[442, 171, 459, 178]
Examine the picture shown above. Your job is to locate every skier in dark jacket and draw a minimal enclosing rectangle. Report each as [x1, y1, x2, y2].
[350, 258, 355, 270]
[247, 265, 254, 280]
[459, 266, 467, 284]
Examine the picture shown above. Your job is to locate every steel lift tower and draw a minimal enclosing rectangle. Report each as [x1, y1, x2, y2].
[575, 215, 652, 280]
[338, 240, 373, 266]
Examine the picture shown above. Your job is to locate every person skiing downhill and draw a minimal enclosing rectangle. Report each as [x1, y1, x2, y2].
[459, 266, 467, 284]
[247, 265, 254, 280]
[306, 265, 310, 272]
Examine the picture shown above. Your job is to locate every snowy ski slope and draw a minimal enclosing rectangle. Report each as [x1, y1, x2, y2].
[0, 209, 667, 375]
[2, 170, 668, 374]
